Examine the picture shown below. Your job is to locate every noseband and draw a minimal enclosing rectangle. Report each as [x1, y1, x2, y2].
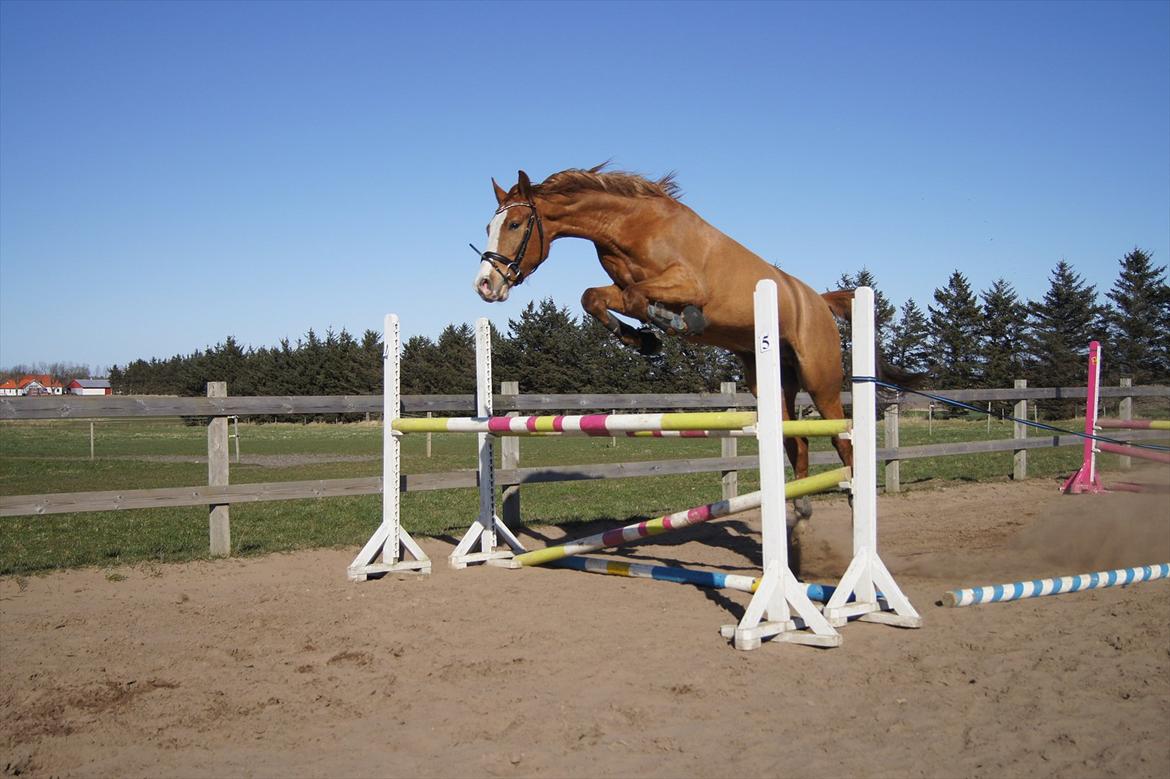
[469, 201, 545, 287]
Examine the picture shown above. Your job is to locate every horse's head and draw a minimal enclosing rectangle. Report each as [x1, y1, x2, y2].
[472, 170, 547, 302]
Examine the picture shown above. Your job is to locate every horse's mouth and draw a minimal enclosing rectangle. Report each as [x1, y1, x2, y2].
[477, 279, 500, 301]
[475, 266, 512, 304]
[475, 274, 510, 302]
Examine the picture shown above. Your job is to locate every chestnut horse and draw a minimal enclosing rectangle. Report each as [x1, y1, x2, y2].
[472, 165, 855, 521]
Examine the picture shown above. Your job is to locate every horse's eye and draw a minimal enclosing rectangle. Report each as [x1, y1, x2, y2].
[509, 222, 521, 230]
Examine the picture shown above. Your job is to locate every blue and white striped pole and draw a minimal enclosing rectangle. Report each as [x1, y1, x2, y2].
[550, 556, 844, 603]
[945, 563, 1170, 607]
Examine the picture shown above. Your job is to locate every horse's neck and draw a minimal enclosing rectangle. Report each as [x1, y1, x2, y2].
[544, 193, 673, 258]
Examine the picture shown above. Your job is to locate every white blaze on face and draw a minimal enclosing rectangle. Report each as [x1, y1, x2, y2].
[486, 208, 507, 254]
[473, 209, 511, 301]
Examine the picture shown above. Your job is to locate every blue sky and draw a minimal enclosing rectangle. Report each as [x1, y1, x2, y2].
[1, 0, 1167, 371]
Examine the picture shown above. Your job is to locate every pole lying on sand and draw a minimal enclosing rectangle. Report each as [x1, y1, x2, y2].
[550, 556, 840, 602]
[511, 466, 851, 569]
[943, 563, 1170, 607]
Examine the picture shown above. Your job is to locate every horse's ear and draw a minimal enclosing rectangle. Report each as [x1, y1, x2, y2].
[492, 177, 507, 205]
[517, 170, 533, 201]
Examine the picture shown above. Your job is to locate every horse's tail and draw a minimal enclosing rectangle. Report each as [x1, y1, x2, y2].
[820, 289, 854, 320]
[821, 289, 927, 390]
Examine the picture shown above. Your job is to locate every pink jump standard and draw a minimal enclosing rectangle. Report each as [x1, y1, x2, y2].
[1063, 340, 1170, 495]
[1062, 341, 1105, 494]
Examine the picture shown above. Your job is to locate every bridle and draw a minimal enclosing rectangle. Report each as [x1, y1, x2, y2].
[469, 201, 545, 287]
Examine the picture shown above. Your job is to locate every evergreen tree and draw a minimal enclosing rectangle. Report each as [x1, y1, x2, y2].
[835, 268, 896, 352]
[268, 339, 301, 396]
[320, 329, 363, 396]
[400, 335, 440, 394]
[1105, 247, 1170, 383]
[574, 318, 655, 393]
[833, 267, 896, 382]
[496, 299, 584, 393]
[1027, 260, 1104, 417]
[431, 324, 477, 394]
[204, 336, 252, 394]
[107, 364, 125, 393]
[298, 329, 327, 395]
[646, 337, 738, 392]
[886, 299, 931, 376]
[927, 271, 982, 390]
[359, 330, 384, 395]
[979, 279, 1030, 390]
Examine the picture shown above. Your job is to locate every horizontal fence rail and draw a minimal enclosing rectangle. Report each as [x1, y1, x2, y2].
[4, 385, 1168, 420]
[3, 429, 1165, 518]
[2, 380, 1167, 558]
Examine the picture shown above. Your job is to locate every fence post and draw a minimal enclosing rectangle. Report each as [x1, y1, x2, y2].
[207, 382, 231, 557]
[89, 421, 95, 461]
[1119, 378, 1132, 470]
[720, 381, 738, 499]
[501, 381, 521, 527]
[1013, 379, 1027, 481]
[883, 402, 900, 494]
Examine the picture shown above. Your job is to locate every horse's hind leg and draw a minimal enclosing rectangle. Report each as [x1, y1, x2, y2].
[805, 384, 853, 471]
[738, 351, 810, 574]
[739, 350, 811, 494]
[781, 361, 814, 522]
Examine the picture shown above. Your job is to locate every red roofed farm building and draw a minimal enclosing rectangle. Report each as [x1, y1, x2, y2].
[68, 379, 113, 396]
[18, 375, 65, 396]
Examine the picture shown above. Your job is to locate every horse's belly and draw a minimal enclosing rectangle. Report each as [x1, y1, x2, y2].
[693, 324, 753, 354]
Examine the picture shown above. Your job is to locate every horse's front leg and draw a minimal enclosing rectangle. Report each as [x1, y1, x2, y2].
[581, 285, 662, 355]
[622, 264, 710, 336]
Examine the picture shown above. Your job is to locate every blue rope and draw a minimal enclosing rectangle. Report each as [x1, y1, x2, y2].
[852, 376, 1170, 454]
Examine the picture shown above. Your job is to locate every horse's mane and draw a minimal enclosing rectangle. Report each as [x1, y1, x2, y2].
[534, 163, 682, 201]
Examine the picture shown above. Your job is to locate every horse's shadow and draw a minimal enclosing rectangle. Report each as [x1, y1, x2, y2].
[510, 513, 768, 623]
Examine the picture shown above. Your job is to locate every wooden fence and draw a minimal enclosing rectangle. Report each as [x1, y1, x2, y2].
[2, 382, 1167, 555]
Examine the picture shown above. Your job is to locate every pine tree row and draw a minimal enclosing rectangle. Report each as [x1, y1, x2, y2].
[102, 249, 1167, 404]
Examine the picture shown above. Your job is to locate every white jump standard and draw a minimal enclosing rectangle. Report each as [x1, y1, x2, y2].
[820, 287, 921, 630]
[347, 314, 432, 580]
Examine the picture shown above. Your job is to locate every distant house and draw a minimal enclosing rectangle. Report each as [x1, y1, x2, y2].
[18, 375, 65, 396]
[69, 379, 113, 396]
[0, 379, 20, 396]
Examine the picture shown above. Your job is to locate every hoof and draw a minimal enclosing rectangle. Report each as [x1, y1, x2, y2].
[682, 305, 707, 335]
[793, 495, 813, 520]
[637, 328, 662, 355]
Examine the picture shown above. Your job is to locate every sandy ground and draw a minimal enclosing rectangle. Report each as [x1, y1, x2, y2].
[2, 466, 1169, 779]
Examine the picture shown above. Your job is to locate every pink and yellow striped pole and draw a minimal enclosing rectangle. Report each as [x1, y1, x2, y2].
[392, 411, 847, 438]
[1097, 419, 1170, 431]
[512, 466, 850, 568]
[1097, 441, 1170, 465]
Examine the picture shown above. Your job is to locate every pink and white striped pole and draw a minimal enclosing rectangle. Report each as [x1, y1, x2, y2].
[1062, 340, 1104, 494]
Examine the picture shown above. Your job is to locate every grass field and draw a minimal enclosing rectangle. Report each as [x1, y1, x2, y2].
[1, 413, 1163, 575]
